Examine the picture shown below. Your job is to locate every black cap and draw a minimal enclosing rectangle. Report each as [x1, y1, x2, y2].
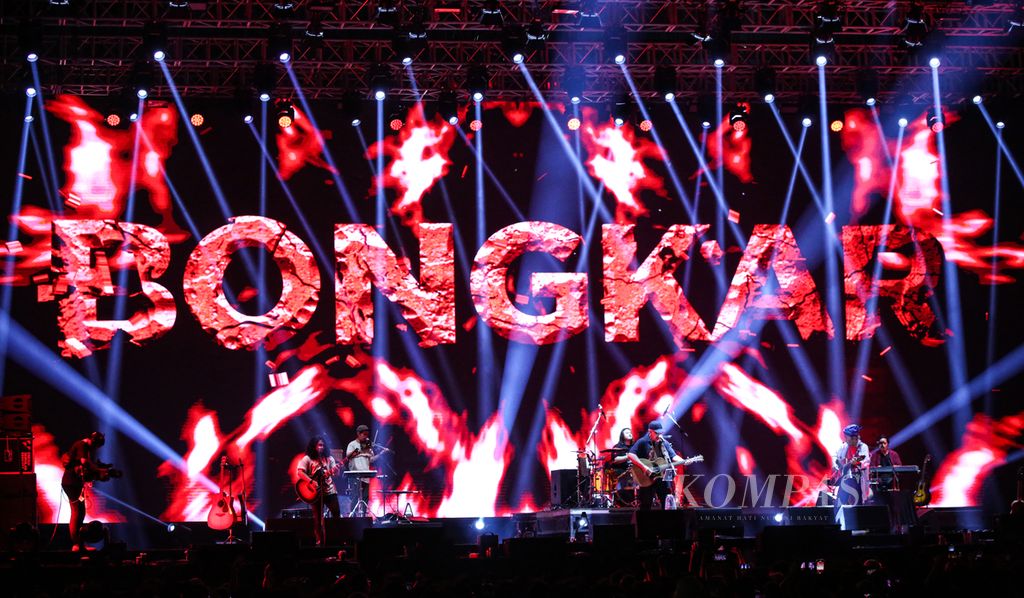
[356, 425, 369, 434]
[647, 421, 663, 432]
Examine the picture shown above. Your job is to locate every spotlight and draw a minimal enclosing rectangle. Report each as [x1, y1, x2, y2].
[439, 90, 460, 125]
[1009, 1, 1024, 33]
[276, 100, 295, 128]
[639, 119, 653, 132]
[773, 512, 785, 523]
[342, 91, 364, 127]
[816, 55, 828, 66]
[480, 0, 503, 27]
[24, 115, 34, 123]
[389, 117, 404, 131]
[20, 20, 42, 62]
[376, 0, 399, 27]
[655, 66, 677, 102]
[866, 98, 877, 107]
[474, 518, 485, 531]
[273, 1, 296, 11]
[929, 56, 941, 68]
[526, 19, 547, 43]
[927, 107, 944, 132]
[27, 52, 39, 63]
[972, 95, 982, 105]
[512, 52, 524, 64]
[466, 65, 488, 102]
[254, 63, 276, 102]
[144, 21, 168, 62]
[369, 64, 393, 100]
[901, 2, 928, 48]
[729, 103, 749, 132]
[268, 23, 293, 63]
[305, 15, 324, 40]
[830, 119, 843, 132]
[167, 523, 176, 533]
[190, 113, 204, 127]
[610, 96, 631, 128]
[106, 113, 121, 126]
[802, 117, 813, 127]
[564, 67, 585, 105]
[701, 120, 711, 129]
[470, 119, 483, 131]
[997, 121, 1005, 129]
[578, 0, 601, 28]
[394, 21, 427, 65]
[614, 116, 624, 127]
[26, 86, 37, 98]
[130, 112, 139, 122]
[706, 36, 730, 67]
[567, 116, 581, 131]
[898, 117, 908, 128]
[577, 512, 589, 530]
[755, 66, 777, 104]
[856, 69, 879, 107]
[244, 114, 254, 124]
[502, 24, 528, 63]
[605, 27, 627, 64]
[136, 88, 148, 99]
[713, 58, 725, 68]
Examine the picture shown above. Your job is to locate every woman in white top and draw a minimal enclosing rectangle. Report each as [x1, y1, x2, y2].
[296, 435, 340, 545]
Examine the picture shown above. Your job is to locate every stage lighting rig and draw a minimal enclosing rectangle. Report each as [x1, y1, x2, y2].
[377, 0, 399, 27]
[567, 115, 581, 131]
[856, 69, 879, 107]
[370, 64, 394, 100]
[564, 67, 585, 105]
[144, 22, 168, 62]
[190, 113, 205, 127]
[578, 0, 601, 28]
[1009, 1, 1024, 33]
[272, 1, 296, 14]
[254, 63, 276, 102]
[268, 23, 293, 63]
[729, 103, 749, 132]
[927, 107, 944, 132]
[342, 92, 364, 126]
[611, 96, 631, 127]
[696, 96, 715, 129]
[389, 103, 406, 130]
[655, 66, 677, 102]
[502, 24, 528, 64]
[168, 1, 190, 7]
[439, 91, 460, 125]
[606, 27, 627, 65]
[814, 1, 843, 40]
[19, 20, 42, 63]
[754, 66, 777, 103]
[466, 66, 488, 102]
[235, 86, 255, 124]
[305, 15, 325, 41]
[900, 2, 928, 48]
[276, 100, 295, 128]
[480, 0, 503, 26]
[526, 19, 547, 43]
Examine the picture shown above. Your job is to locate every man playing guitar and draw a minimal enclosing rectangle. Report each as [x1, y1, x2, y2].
[831, 424, 870, 507]
[61, 431, 119, 551]
[296, 435, 340, 546]
[628, 421, 686, 510]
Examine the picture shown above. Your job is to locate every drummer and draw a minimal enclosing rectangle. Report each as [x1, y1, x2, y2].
[607, 428, 637, 505]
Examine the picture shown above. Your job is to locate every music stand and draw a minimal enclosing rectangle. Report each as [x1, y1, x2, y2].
[344, 470, 377, 517]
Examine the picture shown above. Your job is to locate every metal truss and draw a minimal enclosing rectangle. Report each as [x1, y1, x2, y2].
[2, 1, 1023, 105]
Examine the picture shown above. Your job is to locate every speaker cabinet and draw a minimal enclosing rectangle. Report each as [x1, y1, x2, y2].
[0, 473, 36, 529]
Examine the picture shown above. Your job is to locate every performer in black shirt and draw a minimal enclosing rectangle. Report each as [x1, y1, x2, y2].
[61, 432, 117, 551]
[628, 421, 685, 510]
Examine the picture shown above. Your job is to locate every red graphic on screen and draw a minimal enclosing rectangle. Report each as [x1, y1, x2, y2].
[842, 108, 1024, 283]
[471, 221, 588, 345]
[713, 225, 834, 340]
[602, 223, 712, 346]
[581, 116, 667, 222]
[52, 219, 177, 358]
[335, 223, 455, 347]
[487, 101, 538, 128]
[276, 107, 336, 181]
[182, 216, 321, 351]
[367, 105, 455, 232]
[843, 224, 943, 342]
[704, 107, 754, 184]
[32, 425, 125, 524]
[930, 410, 1024, 507]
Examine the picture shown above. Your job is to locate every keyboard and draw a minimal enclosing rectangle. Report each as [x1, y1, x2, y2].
[871, 466, 919, 475]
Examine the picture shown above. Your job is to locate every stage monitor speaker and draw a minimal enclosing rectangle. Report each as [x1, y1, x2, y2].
[838, 505, 890, 532]
[0, 473, 36, 529]
[917, 507, 986, 532]
[550, 469, 578, 507]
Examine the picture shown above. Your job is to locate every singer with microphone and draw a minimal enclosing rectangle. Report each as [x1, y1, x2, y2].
[628, 421, 687, 510]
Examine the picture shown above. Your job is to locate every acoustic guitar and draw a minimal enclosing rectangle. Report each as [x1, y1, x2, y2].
[207, 490, 237, 531]
[295, 468, 326, 504]
[632, 455, 704, 488]
[912, 455, 933, 507]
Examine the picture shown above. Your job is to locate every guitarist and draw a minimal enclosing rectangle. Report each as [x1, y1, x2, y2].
[627, 421, 684, 510]
[296, 436, 340, 546]
[831, 424, 870, 508]
[61, 431, 115, 552]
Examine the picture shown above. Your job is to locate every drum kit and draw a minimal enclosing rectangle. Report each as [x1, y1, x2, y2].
[573, 447, 638, 508]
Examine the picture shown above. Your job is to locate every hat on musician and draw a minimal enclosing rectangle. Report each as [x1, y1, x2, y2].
[647, 421, 663, 432]
[843, 424, 862, 437]
[356, 425, 369, 434]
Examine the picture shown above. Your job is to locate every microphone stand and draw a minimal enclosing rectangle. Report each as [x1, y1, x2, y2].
[237, 457, 250, 543]
[578, 410, 605, 507]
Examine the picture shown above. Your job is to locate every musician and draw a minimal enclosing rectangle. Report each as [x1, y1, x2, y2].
[869, 436, 903, 492]
[296, 436, 341, 546]
[61, 431, 110, 552]
[609, 428, 634, 473]
[345, 425, 388, 517]
[832, 424, 870, 507]
[628, 421, 684, 510]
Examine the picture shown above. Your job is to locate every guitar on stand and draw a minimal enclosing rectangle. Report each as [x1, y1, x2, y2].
[207, 456, 245, 543]
[912, 455, 933, 507]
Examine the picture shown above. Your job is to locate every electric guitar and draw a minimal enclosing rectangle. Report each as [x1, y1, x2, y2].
[912, 455, 933, 506]
[1009, 466, 1023, 516]
[74, 463, 123, 483]
[632, 455, 704, 488]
